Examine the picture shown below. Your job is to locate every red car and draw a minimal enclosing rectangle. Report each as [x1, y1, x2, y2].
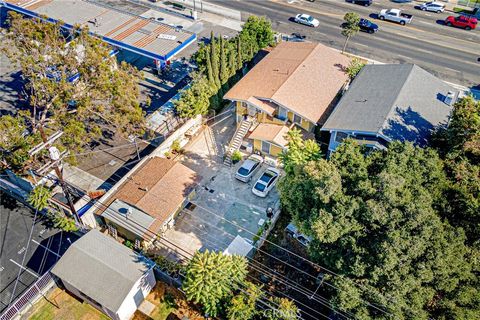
[445, 15, 478, 30]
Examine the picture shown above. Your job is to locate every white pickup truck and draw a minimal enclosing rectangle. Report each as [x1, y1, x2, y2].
[378, 9, 413, 25]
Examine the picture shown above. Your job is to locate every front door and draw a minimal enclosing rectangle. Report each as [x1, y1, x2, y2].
[247, 105, 257, 117]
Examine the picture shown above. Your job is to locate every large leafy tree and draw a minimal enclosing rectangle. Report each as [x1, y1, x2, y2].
[278, 128, 321, 175]
[1, 12, 145, 170]
[174, 73, 212, 118]
[227, 281, 264, 320]
[240, 16, 274, 53]
[182, 250, 248, 316]
[278, 140, 477, 319]
[27, 185, 52, 211]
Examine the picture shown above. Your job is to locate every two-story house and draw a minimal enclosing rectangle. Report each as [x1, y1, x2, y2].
[321, 64, 457, 155]
[224, 41, 351, 157]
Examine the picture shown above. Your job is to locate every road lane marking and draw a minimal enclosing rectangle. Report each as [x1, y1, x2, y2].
[17, 247, 26, 255]
[9, 259, 39, 278]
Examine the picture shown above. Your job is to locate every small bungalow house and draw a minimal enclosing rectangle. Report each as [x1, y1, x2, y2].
[99, 157, 198, 247]
[321, 64, 456, 155]
[51, 229, 156, 320]
[224, 41, 350, 157]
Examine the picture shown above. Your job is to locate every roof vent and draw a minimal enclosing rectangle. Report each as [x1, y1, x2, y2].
[444, 91, 455, 106]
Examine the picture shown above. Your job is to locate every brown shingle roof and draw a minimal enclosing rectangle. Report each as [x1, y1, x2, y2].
[101, 157, 198, 237]
[224, 42, 350, 123]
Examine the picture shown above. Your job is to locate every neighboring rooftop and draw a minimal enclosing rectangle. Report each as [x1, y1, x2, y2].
[2, 0, 196, 60]
[101, 157, 198, 236]
[249, 123, 290, 148]
[102, 199, 156, 241]
[322, 64, 455, 146]
[224, 41, 350, 123]
[51, 229, 154, 312]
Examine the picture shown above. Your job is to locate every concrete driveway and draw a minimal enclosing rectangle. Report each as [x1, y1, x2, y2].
[156, 109, 280, 260]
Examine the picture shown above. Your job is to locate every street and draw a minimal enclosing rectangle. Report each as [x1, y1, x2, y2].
[212, 0, 480, 87]
[0, 192, 78, 313]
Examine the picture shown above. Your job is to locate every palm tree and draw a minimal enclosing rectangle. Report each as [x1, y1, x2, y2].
[341, 12, 361, 53]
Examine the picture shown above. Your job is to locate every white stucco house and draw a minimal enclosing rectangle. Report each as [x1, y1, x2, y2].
[51, 229, 156, 320]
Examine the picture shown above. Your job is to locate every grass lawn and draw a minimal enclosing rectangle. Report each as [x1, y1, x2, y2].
[28, 288, 109, 320]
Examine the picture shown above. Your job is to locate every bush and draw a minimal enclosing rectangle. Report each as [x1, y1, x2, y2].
[232, 150, 242, 162]
[170, 139, 182, 153]
[124, 240, 134, 249]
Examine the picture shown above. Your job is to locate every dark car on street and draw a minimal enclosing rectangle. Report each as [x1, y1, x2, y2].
[347, 0, 373, 6]
[359, 18, 379, 33]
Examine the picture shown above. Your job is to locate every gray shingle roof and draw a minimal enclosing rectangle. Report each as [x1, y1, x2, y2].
[321, 64, 454, 146]
[51, 229, 154, 312]
[102, 199, 155, 241]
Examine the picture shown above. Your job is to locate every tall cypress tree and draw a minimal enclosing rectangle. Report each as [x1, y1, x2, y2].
[205, 50, 214, 85]
[228, 48, 236, 78]
[219, 35, 228, 85]
[210, 31, 220, 89]
[236, 36, 242, 71]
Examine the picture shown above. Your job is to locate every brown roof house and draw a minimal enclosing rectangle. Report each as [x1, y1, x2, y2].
[99, 157, 198, 248]
[224, 41, 350, 157]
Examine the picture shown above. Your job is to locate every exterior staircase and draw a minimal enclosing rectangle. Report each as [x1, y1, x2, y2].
[223, 119, 251, 166]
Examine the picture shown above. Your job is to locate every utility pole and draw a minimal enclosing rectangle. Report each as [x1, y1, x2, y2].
[29, 130, 82, 226]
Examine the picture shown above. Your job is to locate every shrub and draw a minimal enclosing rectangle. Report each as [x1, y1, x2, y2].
[232, 150, 242, 162]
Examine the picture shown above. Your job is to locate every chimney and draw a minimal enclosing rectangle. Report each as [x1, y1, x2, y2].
[444, 91, 455, 106]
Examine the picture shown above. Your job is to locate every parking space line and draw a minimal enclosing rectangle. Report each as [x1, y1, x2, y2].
[31, 239, 61, 258]
[9, 259, 39, 278]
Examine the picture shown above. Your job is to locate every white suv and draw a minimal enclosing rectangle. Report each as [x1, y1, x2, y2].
[235, 154, 263, 182]
[419, 2, 445, 13]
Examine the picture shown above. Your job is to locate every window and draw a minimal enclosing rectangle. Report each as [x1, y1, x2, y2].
[261, 141, 271, 154]
[277, 107, 287, 120]
[335, 132, 349, 143]
[293, 114, 302, 124]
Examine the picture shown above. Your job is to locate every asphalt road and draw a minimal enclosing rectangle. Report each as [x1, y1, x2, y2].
[0, 192, 78, 313]
[212, 0, 480, 87]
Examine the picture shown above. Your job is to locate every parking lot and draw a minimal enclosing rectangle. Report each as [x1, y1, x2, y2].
[0, 192, 78, 313]
[156, 109, 281, 260]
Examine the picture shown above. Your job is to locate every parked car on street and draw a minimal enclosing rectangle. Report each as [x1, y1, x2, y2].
[445, 15, 478, 30]
[251, 167, 280, 197]
[359, 18, 379, 33]
[417, 1, 445, 13]
[294, 14, 320, 27]
[379, 8, 413, 25]
[346, 0, 372, 6]
[235, 154, 263, 182]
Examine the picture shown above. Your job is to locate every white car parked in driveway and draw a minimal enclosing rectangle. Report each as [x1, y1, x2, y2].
[252, 167, 280, 197]
[235, 154, 263, 182]
[419, 2, 445, 13]
[294, 14, 320, 27]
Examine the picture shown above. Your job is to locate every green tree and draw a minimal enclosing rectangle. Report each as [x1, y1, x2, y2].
[433, 96, 479, 245]
[278, 128, 321, 174]
[237, 36, 243, 71]
[228, 44, 237, 77]
[240, 16, 274, 52]
[205, 50, 215, 85]
[210, 32, 221, 89]
[219, 35, 229, 85]
[345, 57, 366, 80]
[262, 297, 299, 320]
[1, 12, 145, 168]
[28, 185, 52, 211]
[278, 140, 477, 319]
[341, 12, 360, 53]
[51, 213, 79, 232]
[0, 113, 41, 173]
[227, 281, 263, 320]
[183, 250, 248, 316]
[174, 72, 212, 118]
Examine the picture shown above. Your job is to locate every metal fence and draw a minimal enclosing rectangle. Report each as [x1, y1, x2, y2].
[0, 271, 56, 320]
